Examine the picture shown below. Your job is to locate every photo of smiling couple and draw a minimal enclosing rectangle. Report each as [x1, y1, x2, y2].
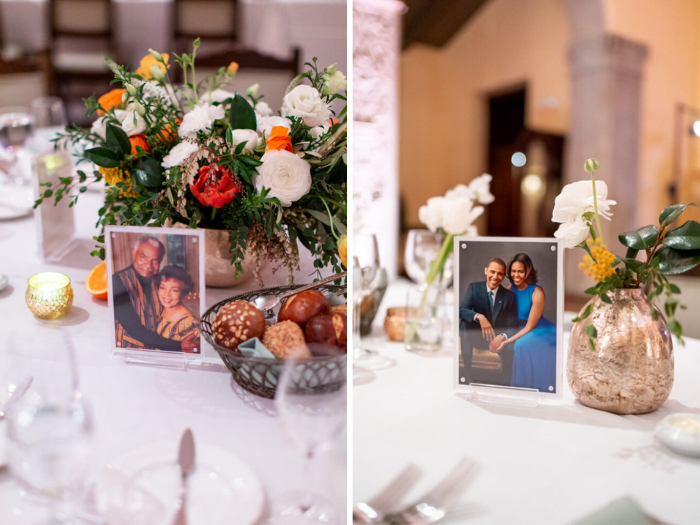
[458, 249, 558, 393]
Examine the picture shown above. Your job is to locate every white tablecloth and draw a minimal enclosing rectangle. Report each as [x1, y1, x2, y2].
[0, 191, 346, 523]
[354, 281, 700, 524]
[0, 0, 347, 77]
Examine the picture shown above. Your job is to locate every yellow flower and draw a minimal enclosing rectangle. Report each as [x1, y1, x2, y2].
[579, 238, 616, 281]
[338, 235, 347, 268]
[99, 167, 139, 198]
[135, 53, 169, 79]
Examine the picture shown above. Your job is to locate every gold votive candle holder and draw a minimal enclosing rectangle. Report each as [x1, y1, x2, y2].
[383, 306, 417, 342]
[26, 272, 74, 319]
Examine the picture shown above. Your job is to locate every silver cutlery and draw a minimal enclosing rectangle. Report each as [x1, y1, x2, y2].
[173, 428, 196, 525]
[382, 458, 480, 525]
[253, 271, 347, 312]
[354, 463, 422, 523]
[0, 376, 33, 421]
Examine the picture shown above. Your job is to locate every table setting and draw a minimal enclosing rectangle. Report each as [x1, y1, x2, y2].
[0, 38, 348, 524]
[353, 162, 700, 524]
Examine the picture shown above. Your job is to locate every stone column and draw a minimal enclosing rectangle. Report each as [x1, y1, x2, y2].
[353, 0, 406, 279]
[565, 34, 648, 296]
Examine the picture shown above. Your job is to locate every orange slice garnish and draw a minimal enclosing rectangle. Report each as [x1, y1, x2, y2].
[86, 260, 108, 300]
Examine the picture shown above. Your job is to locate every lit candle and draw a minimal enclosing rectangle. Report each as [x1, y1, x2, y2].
[656, 413, 700, 457]
[25, 272, 74, 319]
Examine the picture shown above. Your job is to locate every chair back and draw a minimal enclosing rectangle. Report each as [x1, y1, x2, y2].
[49, 0, 113, 40]
[174, 0, 238, 51]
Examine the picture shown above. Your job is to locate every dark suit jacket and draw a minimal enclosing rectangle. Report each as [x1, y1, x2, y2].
[459, 281, 519, 350]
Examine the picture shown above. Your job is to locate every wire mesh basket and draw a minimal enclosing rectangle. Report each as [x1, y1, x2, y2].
[200, 284, 347, 399]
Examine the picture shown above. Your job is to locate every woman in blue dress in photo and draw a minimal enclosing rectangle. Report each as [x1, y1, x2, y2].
[494, 253, 557, 392]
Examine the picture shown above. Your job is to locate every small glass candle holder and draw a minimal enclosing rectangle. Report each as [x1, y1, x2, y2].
[404, 282, 445, 353]
[26, 272, 73, 319]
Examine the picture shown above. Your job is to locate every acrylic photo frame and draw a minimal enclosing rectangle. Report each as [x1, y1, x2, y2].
[453, 237, 564, 405]
[105, 225, 221, 369]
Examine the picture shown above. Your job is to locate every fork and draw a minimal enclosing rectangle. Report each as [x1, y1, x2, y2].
[382, 458, 480, 525]
[354, 463, 422, 523]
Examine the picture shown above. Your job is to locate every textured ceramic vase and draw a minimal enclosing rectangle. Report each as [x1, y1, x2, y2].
[203, 228, 266, 288]
[568, 288, 674, 414]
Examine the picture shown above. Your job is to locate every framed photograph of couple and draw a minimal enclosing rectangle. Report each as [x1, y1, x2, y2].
[105, 225, 212, 361]
[453, 237, 564, 401]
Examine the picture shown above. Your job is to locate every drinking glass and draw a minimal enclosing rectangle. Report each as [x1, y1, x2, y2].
[32, 98, 68, 130]
[404, 229, 454, 286]
[7, 395, 93, 523]
[271, 358, 347, 523]
[0, 106, 34, 185]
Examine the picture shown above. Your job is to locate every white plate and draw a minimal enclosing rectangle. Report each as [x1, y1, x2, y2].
[98, 442, 265, 525]
[0, 185, 33, 220]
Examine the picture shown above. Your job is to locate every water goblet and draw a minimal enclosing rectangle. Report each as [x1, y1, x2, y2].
[270, 356, 347, 523]
[0, 106, 34, 185]
[404, 229, 454, 286]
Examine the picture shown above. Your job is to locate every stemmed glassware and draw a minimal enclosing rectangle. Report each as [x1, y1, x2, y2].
[405, 229, 453, 286]
[0, 106, 34, 186]
[353, 233, 385, 361]
[271, 357, 347, 523]
[31, 97, 68, 131]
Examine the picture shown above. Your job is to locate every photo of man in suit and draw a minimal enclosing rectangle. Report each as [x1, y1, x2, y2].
[458, 258, 520, 385]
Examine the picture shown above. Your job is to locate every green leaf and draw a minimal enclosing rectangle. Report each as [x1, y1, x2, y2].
[625, 247, 639, 260]
[586, 324, 597, 338]
[668, 319, 683, 338]
[234, 141, 248, 155]
[655, 246, 700, 274]
[105, 123, 131, 157]
[618, 225, 659, 250]
[584, 286, 598, 295]
[588, 337, 596, 351]
[600, 293, 612, 304]
[663, 220, 700, 250]
[229, 93, 257, 131]
[650, 308, 658, 321]
[84, 147, 121, 168]
[572, 303, 594, 322]
[133, 156, 164, 188]
[669, 283, 681, 294]
[659, 203, 695, 227]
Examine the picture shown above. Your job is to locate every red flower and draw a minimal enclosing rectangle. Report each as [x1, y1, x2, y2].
[190, 163, 241, 208]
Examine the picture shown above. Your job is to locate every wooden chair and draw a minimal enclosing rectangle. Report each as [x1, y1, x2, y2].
[173, 0, 239, 54]
[176, 46, 300, 113]
[47, 0, 118, 126]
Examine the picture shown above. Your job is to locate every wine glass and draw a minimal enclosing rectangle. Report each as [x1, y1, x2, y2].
[31, 97, 68, 130]
[404, 229, 453, 286]
[353, 233, 381, 361]
[0, 106, 34, 186]
[271, 357, 347, 523]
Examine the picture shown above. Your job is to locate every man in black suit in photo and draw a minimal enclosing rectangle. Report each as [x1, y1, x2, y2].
[459, 258, 519, 385]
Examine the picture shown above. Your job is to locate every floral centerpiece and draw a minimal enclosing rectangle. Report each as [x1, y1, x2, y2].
[552, 158, 699, 414]
[34, 41, 347, 285]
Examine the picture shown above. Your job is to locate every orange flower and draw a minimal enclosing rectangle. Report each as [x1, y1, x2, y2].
[265, 126, 293, 152]
[136, 53, 169, 79]
[227, 62, 239, 74]
[129, 135, 150, 156]
[97, 88, 126, 115]
[160, 119, 182, 142]
[338, 235, 347, 268]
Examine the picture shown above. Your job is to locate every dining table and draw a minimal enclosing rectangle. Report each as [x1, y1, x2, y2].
[354, 281, 700, 524]
[0, 188, 346, 523]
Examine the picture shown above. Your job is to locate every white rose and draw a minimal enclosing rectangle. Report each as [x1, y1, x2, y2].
[255, 101, 273, 117]
[323, 70, 347, 96]
[90, 110, 127, 140]
[121, 110, 147, 137]
[179, 103, 225, 139]
[552, 180, 616, 223]
[554, 215, 591, 249]
[309, 124, 330, 139]
[467, 174, 495, 204]
[161, 140, 198, 169]
[229, 129, 259, 153]
[207, 89, 234, 104]
[441, 197, 484, 235]
[282, 85, 330, 127]
[254, 150, 311, 207]
[418, 196, 445, 233]
[257, 116, 291, 139]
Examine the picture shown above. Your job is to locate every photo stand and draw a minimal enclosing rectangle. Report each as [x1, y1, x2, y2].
[106, 225, 225, 372]
[453, 236, 565, 408]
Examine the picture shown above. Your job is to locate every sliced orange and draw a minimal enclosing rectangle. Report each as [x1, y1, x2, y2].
[86, 261, 108, 300]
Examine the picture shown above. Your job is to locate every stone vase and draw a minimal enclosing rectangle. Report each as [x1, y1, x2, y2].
[568, 288, 674, 414]
[172, 224, 266, 288]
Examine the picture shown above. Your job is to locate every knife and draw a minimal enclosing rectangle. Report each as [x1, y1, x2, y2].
[173, 428, 196, 525]
[0, 376, 33, 421]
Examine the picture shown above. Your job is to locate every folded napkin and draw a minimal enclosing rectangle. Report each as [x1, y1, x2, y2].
[237, 338, 281, 386]
[572, 496, 661, 525]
